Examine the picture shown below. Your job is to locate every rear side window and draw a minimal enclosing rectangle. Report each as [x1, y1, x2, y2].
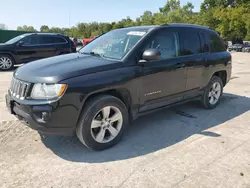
[39, 36, 67, 44]
[39, 36, 55, 44]
[179, 30, 202, 56]
[53, 36, 67, 43]
[207, 32, 226, 52]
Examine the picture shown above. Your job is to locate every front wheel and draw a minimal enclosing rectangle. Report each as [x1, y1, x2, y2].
[0, 54, 14, 71]
[201, 76, 223, 109]
[76, 95, 129, 150]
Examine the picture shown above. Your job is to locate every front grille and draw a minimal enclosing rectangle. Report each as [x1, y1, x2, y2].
[9, 77, 31, 100]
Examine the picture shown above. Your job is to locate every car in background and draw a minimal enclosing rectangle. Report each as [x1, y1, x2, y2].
[71, 38, 78, 47]
[83, 36, 98, 46]
[77, 39, 83, 46]
[228, 43, 244, 52]
[71, 38, 83, 47]
[0, 33, 76, 71]
[227, 45, 233, 51]
[242, 44, 250, 53]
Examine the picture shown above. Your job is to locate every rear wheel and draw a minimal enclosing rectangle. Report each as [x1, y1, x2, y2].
[201, 76, 223, 109]
[76, 95, 129, 150]
[0, 54, 14, 71]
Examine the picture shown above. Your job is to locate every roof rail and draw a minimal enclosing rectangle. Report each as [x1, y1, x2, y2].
[160, 23, 211, 29]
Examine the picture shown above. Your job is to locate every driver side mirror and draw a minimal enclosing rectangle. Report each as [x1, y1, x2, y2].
[17, 41, 24, 47]
[139, 49, 161, 63]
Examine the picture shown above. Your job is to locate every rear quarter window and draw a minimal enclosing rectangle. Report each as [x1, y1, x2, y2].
[207, 32, 226, 52]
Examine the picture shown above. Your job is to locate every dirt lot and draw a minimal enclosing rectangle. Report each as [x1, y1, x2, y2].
[1, 52, 250, 188]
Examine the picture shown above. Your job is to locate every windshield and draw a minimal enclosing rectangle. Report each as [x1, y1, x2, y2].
[79, 29, 147, 60]
[5, 34, 28, 44]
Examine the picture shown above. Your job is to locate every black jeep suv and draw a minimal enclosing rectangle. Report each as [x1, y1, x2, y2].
[6, 24, 232, 150]
[0, 33, 76, 71]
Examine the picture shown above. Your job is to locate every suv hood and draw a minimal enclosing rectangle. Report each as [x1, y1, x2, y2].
[15, 53, 122, 83]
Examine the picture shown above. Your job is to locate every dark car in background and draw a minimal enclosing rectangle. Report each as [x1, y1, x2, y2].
[228, 43, 244, 52]
[242, 43, 250, 53]
[0, 33, 76, 71]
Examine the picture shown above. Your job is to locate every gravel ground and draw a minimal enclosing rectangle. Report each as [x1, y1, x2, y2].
[1, 52, 250, 188]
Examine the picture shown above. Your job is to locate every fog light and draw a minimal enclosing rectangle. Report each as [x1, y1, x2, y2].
[41, 112, 50, 121]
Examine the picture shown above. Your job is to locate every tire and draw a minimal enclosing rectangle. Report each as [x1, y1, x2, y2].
[201, 76, 223, 109]
[76, 95, 129, 151]
[0, 54, 14, 71]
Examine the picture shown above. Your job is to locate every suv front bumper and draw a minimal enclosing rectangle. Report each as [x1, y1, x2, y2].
[5, 92, 75, 136]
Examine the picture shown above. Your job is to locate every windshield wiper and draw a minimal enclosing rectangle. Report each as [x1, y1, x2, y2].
[80, 51, 119, 60]
[81, 51, 102, 57]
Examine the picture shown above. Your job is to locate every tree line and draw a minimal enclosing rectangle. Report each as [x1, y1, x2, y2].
[16, 0, 250, 41]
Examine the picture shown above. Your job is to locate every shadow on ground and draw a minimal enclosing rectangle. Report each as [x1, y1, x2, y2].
[40, 93, 250, 163]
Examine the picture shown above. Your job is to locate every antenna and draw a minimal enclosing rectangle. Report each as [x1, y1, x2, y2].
[69, 9, 71, 28]
[68, 1, 71, 37]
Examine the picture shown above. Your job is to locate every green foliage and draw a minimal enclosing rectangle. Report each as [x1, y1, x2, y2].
[214, 6, 247, 40]
[17, 25, 37, 32]
[159, 0, 181, 14]
[40, 25, 49, 32]
[15, 0, 250, 41]
[153, 13, 168, 25]
[140, 11, 154, 25]
[201, 0, 250, 11]
[245, 13, 250, 40]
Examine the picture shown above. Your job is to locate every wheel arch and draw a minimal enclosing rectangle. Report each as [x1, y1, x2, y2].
[212, 70, 227, 86]
[77, 88, 133, 124]
[84, 88, 132, 108]
[0, 52, 17, 64]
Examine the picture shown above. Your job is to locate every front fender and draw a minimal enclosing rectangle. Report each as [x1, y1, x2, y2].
[59, 66, 141, 123]
[0, 51, 20, 64]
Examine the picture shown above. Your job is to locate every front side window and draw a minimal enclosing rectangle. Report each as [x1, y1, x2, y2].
[5, 34, 30, 44]
[79, 29, 147, 60]
[143, 30, 180, 60]
[179, 31, 202, 55]
[20, 35, 39, 45]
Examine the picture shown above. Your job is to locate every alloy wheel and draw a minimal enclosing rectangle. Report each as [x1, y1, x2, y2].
[0, 57, 13, 70]
[208, 81, 221, 105]
[90, 106, 123, 143]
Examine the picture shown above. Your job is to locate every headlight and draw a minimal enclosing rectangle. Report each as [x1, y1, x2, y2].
[30, 83, 67, 99]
